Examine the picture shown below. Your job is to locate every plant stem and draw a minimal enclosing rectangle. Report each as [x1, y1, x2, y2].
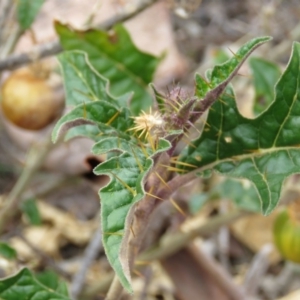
[71, 227, 102, 299]
[138, 210, 247, 262]
[104, 155, 170, 298]
[0, 25, 23, 59]
[104, 275, 123, 300]
[0, 137, 53, 234]
[81, 210, 247, 299]
[0, 0, 159, 71]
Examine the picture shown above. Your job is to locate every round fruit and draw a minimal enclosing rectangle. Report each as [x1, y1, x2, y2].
[273, 208, 300, 263]
[1, 68, 61, 130]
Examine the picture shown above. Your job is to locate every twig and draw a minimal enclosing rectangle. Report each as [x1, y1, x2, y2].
[0, 0, 15, 45]
[217, 199, 230, 271]
[0, 137, 53, 234]
[70, 227, 102, 300]
[188, 244, 244, 300]
[81, 210, 247, 299]
[139, 267, 152, 300]
[262, 261, 297, 299]
[0, 0, 159, 71]
[104, 275, 124, 300]
[243, 243, 273, 297]
[138, 210, 247, 262]
[0, 1, 23, 59]
[0, 25, 23, 59]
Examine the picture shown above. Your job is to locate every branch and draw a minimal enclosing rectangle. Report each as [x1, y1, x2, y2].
[70, 227, 103, 300]
[81, 210, 247, 299]
[104, 276, 124, 300]
[0, 0, 158, 71]
[0, 137, 53, 234]
[138, 210, 247, 262]
[243, 244, 273, 297]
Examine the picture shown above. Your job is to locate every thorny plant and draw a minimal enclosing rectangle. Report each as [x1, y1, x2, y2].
[50, 29, 274, 295]
[3, 10, 300, 299]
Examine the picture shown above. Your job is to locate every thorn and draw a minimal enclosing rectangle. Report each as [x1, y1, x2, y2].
[186, 121, 201, 134]
[83, 102, 87, 119]
[181, 137, 197, 149]
[170, 198, 187, 217]
[166, 85, 170, 96]
[135, 260, 151, 266]
[138, 140, 149, 158]
[218, 97, 227, 105]
[130, 146, 144, 173]
[183, 131, 190, 140]
[145, 192, 165, 201]
[108, 172, 136, 196]
[167, 166, 188, 173]
[198, 75, 210, 85]
[195, 118, 211, 128]
[130, 225, 136, 237]
[170, 160, 198, 168]
[138, 129, 147, 139]
[159, 164, 187, 173]
[74, 89, 96, 101]
[154, 171, 171, 190]
[103, 232, 123, 236]
[237, 72, 252, 79]
[148, 131, 157, 152]
[133, 269, 144, 278]
[227, 47, 239, 59]
[146, 185, 154, 195]
[195, 155, 202, 161]
[165, 99, 180, 112]
[106, 111, 120, 126]
[202, 120, 211, 127]
[222, 92, 235, 100]
[171, 155, 180, 160]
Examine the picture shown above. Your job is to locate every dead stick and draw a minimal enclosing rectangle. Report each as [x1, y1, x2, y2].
[0, 0, 158, 71]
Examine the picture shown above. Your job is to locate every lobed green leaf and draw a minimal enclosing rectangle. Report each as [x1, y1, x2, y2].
[180, 41, 300, 215]
[58, 51, 131, 107]
[55, 21, 161, 114]
[249, 57, 281, 115]
[52, 101, 132, 143]
[0, 268, 69, 300]
[17, 0, 45, 30]
[92, 137, 170, 291]
[36, 270, 69, 297]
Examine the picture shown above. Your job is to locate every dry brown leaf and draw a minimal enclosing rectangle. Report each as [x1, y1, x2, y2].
[10, 200, 98, 261]
[231, 212, 281, 264]
[278, 289, 300, 300]
[15, 1, 187, 86]
[10, 226, 61, 260]
[37, 201, 98, 244]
